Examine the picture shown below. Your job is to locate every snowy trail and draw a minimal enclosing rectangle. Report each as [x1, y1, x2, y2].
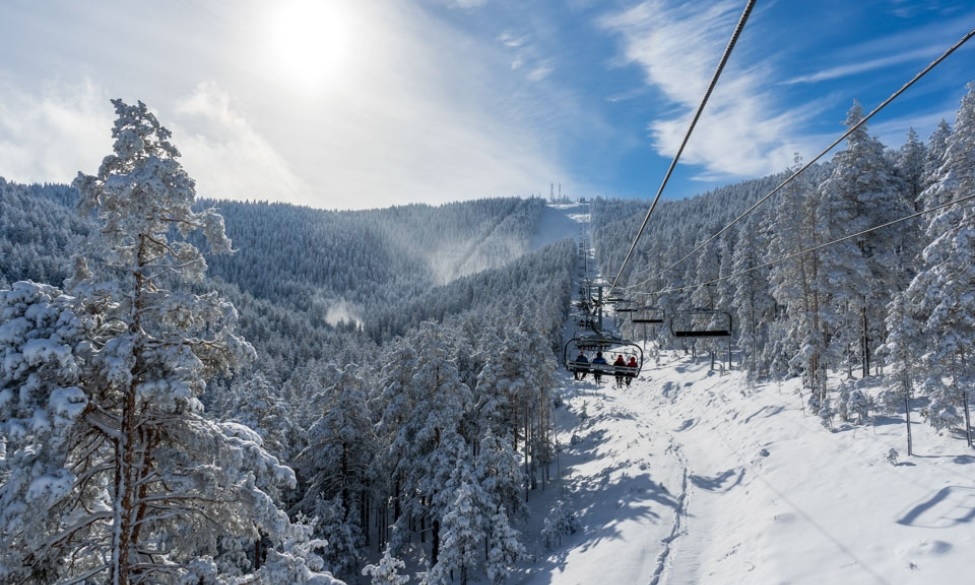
[514, 366, 687, 585]
[514, 201, 975, 584]
[516, 347, 975, 585]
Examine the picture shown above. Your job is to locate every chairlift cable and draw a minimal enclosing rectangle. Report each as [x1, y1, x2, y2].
[650, 192, 975, 296]
[608, 0, 757, 298]
[631, 25, 975, 294]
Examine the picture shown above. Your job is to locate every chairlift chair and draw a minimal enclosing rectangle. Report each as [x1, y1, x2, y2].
[631, 307, 666, 325]
[669, 309, 732, 338]
[563, 334, 644, 380]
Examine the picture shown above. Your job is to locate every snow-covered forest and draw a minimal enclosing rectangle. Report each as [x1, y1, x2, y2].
[1, 81, 974, 584]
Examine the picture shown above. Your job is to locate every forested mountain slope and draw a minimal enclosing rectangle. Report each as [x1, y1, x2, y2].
[589, 172, 800, 288]
[0, 182, 574, 385]
[2, 81, 974, 583]
[0, 172, 581, 583]
[201, 197, 550, 309]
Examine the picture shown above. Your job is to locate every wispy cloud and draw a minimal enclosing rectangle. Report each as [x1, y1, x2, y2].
[171, 83, 309, 204]
[599, 0, 804, 179]
[0, 80, 112, 184]
[0, 0, 573, 209]
[785, 47, 938, 85]
[786, 10, 975, 86]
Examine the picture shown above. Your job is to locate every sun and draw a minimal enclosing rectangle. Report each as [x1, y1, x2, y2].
[263, 0, 355, 95]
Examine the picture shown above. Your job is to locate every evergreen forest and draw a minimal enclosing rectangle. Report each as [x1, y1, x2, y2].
[1, 82, 975, 583]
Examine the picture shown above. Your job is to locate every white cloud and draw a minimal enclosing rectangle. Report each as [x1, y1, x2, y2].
[599, 0, 804, 180]
[785, 47, 942, 85]
[0, 80, 113, 184]
[215, 0, 576, 208]
[527, 62, 554, 82]
[0, 78, 311, 206]
[497, 31, 528, 49]
[445, 0, 489, 8]
[0, 0, 574, 210]
[171, 83, 309, 204]
[236, 0, 570, 208]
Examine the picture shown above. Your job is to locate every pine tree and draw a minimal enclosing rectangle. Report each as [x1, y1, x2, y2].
[688, 246, 723, 363]
[816, 101, 910, 379]
[361, 545, 410, 585]
[295, 364, 376, 576]
[901, 83, 975, 445]
[920, 119, 953, 210]
[0, 100, 340, 584]
[424, 471, 484, 585]
[896, 128, 928, 212]
[878, 291, 923, 454]
[478, 433, 526, 584]
[766, 156, 829, 396]
[377, 326, 473, 565]
[730, 212, 776, 378]
[0, 282, 94, 583]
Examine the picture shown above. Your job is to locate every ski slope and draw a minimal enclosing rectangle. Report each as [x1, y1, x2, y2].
[513, 349, 975, 585]
[513, 201, 975, 584]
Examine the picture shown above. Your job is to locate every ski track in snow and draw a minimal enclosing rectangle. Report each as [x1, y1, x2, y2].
[512, 203, 975, 585]
[513, 347, 975, 585]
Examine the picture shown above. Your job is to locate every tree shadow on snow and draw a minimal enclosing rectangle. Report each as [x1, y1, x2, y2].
[690, 467, 744, 493]
[896, 486, 975, 529]
[518, 454, 681, 583]
[743, 405, 784, 424]
[870, 414, 906, 427]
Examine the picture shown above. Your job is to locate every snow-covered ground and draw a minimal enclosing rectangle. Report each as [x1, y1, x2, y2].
[529, 201, 590, 252]
[513, 348, 975, 585]
[509, 201, 974, 584]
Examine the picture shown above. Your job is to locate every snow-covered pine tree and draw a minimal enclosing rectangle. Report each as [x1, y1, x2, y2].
[294, 364, 376, 576]
[208, 371, 297, 460]
[422, 465, 485, 585]
[689, 246, 723, 364]
[815, 100, 910, 379]
[766, 156, 829, 397]
[730, 211, 777, 378]
[895, 128, 929, 212]
[361, 545, 410, 585]
[510, 325, 557, 493]
[477, 432, 526, 584]
[0, 99, 341, 584]
[878, 291, 923, 455]
[0, 282, 94, 583]
[920, 119, 953, 210]
[899, 83, 975, 446]
[376, 325, 474, 565]
[473, 334, 532, 503]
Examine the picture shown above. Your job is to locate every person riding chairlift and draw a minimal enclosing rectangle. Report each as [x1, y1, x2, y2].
[626, 355, 638, 386]
[591, 351, 608, 383]
[613, 354, 626, 388]
[573, 350, 589, 380]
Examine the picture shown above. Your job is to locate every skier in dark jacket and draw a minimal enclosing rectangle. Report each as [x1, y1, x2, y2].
[591, 351, 608, 383]
[573, 350, 589, 380]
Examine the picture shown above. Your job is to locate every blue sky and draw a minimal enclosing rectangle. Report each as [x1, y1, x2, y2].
[0, 0, 972, 210]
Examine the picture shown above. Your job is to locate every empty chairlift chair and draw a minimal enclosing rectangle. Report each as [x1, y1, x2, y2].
[670, 309, 733, 368]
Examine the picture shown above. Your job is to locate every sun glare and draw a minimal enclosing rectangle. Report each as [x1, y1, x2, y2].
[263, 0, 354, 95]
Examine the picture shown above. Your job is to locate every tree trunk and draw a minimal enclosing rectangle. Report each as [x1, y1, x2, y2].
[431, 519, 440, 564]
[861, 302, 869, 378]
[964, 390, 972, 448]
[111, 236, 149, 585]
[111, 388, 136, 585]
[524, 405, 530, 502]
[904, 381, 913, 457]
[959, 349, 973, 448]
